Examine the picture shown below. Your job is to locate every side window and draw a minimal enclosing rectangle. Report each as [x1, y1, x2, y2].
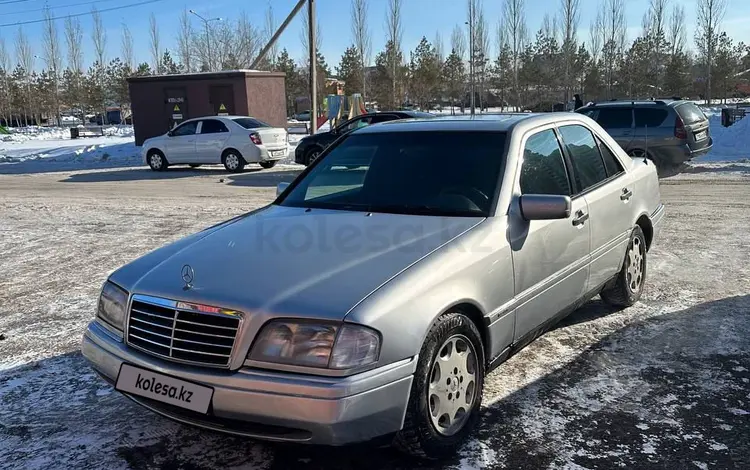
[596, 108, 633, 129]
[520, 129, 571, 196]
[339, 116, 373, 133]
[558, 125, 608, 191]
[200, 119, 228, 134]
[634, 108, 668, 128]
[172, 121, 198, 136]
[369, 114, 396, 125]
[596, 136, 624, 177]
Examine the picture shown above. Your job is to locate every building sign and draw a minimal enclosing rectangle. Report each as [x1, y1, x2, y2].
[167, 97, 185, 103]
[218, 103, 228, 116]
[172, 104, 183, 120]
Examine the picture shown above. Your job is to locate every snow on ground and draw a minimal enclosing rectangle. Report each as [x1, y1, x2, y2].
[0, 168, 748, 469]
[695, 109, 750, 163]
[0, 125, 139, 174]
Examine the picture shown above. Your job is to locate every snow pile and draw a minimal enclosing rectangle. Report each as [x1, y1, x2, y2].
[2, 125, 134, 143]
[697, 112, 750, 162]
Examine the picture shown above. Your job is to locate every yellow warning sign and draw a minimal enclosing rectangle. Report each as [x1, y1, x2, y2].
[173, 104, 180, 112]
[219, 103, 227, 112]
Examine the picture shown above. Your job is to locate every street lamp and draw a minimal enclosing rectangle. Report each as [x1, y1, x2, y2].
[189, 10, 222, 71]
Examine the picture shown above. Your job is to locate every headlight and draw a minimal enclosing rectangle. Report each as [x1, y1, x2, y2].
[249, 321, 380, 370]
[97, 281, 129, 330]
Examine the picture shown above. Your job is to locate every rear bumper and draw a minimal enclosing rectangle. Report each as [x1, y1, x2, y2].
[253, 145, 288, 163]
[652, 138, 713, 166]
[81, 320, 415, 445]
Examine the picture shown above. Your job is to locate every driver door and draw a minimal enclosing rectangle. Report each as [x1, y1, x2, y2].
[166, 120, 199, 163]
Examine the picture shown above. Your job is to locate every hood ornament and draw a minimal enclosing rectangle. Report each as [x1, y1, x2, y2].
[181, 264, 194, 289]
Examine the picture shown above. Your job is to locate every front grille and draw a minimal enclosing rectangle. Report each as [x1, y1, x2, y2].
[126, 295, 241, 368]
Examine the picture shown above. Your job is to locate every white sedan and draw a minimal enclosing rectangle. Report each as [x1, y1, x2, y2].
[142, 116, 289, 172]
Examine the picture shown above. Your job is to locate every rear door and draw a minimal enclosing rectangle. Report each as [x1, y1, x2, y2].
[557, 124, 632, 291]
[633, 107, 672, 153]
[674, 102, 711, 152]
[195, 119, 230, 163]
[591, 107, 634, 151]
[165, 120, 199, 163]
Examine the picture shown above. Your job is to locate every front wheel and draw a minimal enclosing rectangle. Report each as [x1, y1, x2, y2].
[305, 147, 322, 166]
[259, 160, 278, 169]
[147, 150, 168, 171]
[394, 312, 485, 459]
[601, 225, 647, 307]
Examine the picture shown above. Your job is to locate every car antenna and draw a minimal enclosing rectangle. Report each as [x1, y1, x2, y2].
[644, 124, 649, 165]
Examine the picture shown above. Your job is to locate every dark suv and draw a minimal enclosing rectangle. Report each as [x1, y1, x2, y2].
[576, 100, 712, 168]
[294, 111, 434, 165]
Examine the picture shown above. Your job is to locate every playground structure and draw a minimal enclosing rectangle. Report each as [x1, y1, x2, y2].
[323, 93, 367, 129]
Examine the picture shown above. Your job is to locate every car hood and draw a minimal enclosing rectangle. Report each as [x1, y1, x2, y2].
[110, 205, 482, 321]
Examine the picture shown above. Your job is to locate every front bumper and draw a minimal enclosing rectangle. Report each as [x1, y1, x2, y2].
[81, 320, 415, 445]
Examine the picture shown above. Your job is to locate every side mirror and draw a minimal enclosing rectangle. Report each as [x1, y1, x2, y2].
[276, 182, 290, 197]
[519, 194, 572, 221]
[167, 130, 174, 137]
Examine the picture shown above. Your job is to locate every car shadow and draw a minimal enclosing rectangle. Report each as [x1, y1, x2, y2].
[224, 169, 303, 188]
[61, 166, 263, 183]
[2, 295, 748, 469]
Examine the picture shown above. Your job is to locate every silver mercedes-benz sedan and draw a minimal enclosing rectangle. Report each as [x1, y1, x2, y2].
[82, 113, 664, 458]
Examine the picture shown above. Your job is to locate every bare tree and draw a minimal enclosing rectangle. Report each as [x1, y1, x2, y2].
[668, 4, 686, 56]
[601, 0, 626, 98]
[91, 7, 107, 67]
[121, 24, 134, 72]
[177, 10, 193, 72]
[695, 0, 727, 104]
[263, 4, 279, 69]
[300, 7, 322, 64]
[385, 0, 403, 107]
[64, 16, 83, 72]
[475, 5, 491, 110]
[351, 0, 371, 97]
[503, 0, 526, 107]
[589, 8, 604, 65]
[14, 26, 34, 125]
[42, 6, 62, 124]
[434, 31, 444, 63]
[233, 11, 262, 68]
[642, 0, 668, 95]
[451, 24, 467, 62]
[149, 13, 162, 74]
[0, 34, 8, 123]
[560, 0, 580, 101]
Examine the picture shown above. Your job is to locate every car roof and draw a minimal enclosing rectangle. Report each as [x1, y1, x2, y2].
[353, 112, 589, 133]
[582, 99, 687, 108]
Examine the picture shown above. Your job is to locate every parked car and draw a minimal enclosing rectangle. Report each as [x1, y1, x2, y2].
[82, 113, 664, 459]
[576, 99, 712, 169]
[142, 116, 288, 172]
[293, 110, 311, 122]
[294, 110, 435, 165]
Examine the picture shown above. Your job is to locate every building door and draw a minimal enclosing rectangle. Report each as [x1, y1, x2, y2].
[165, 88, 188, 131]
[209, 86, 234, 116]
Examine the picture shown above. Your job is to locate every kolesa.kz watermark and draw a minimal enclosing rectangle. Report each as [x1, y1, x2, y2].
[134, 373, 193, 403]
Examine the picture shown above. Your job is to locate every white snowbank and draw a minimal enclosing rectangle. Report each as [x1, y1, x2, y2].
[1, 126, 139, 173]
[696, 112, 750, 162]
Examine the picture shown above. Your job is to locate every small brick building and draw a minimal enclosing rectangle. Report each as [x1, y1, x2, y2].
[128, 70, 286, 146]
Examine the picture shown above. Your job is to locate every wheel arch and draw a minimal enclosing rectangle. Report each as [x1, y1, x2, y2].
[635, 213, 654, 251]
[425, 301, 489, 364]
[146, 147, 167, 160]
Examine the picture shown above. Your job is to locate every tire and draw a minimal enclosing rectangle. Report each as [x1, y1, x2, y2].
[305, 147, 322, 166]
[259, 160, 278, 169]
[147, 150, 168, 171]
[601, 225, 647, 307]
[189, 164, 202, 168]
[394, 312, 485, 459]
[222, 150, 246, 173]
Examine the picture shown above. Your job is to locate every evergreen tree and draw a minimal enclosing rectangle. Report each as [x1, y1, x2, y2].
[372, 40, 407, 109]
[133, 62, 153, 77]
[161, 50, 181, 74]
[408, 37, 440, 109]
[492, 42, 513, 110]
[275, 48, 305, 116]
[442, 48, 465, 113]
[336, 45, 364, 95]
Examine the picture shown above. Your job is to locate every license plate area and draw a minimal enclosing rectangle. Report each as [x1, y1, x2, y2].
[269, 150, 285, 158]
[115, 364, 214, 413]
[695, 130, 707, 141]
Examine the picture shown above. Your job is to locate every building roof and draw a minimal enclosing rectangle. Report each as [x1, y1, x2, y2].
[127, 69, 286, 83]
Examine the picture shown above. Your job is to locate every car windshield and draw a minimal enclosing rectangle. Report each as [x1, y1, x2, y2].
[278, 131, 507, 217]
[233, 117, 271, 129]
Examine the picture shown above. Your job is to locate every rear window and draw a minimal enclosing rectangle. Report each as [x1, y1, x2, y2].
[233, 117, 271, 129]
[634, 108, 669, 128]
[675, 103, 707, 124]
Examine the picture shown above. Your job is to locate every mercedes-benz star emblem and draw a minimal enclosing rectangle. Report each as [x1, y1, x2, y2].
[181, 264, 194, 288]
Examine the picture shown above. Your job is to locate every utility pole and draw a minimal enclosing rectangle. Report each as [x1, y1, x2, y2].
[308, 0, 317, 135]
[189, 10, 221, 71]
[467, 2, 475, 115]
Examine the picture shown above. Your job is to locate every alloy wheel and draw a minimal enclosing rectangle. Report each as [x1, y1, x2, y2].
[149, 154, 162, 170]
[626, 236, 645, 293]
[308, 150, 320, 165]
[225, 154, 239, 170]
[428, 334, 478, 436]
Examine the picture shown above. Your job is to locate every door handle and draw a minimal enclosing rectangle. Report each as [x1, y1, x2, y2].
[620, 188, 633, 201]
[572, 210, 589, 226]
